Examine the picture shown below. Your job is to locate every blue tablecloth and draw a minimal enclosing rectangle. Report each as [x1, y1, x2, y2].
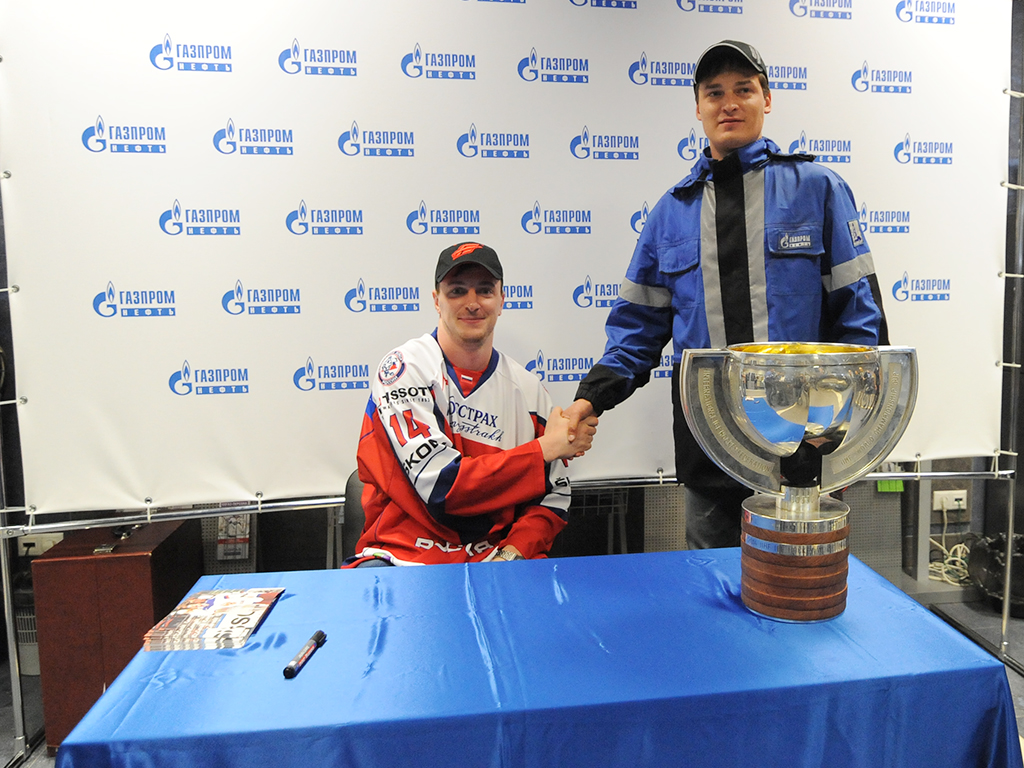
[56, 550, 1022, 768]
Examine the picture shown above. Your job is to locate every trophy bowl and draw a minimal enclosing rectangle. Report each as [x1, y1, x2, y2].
[681, 343, 917, 621]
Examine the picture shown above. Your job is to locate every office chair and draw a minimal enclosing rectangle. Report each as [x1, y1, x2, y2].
[342, 470, 366, 561]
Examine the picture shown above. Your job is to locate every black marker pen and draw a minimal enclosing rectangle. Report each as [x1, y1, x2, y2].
[283, 630, 327, 679]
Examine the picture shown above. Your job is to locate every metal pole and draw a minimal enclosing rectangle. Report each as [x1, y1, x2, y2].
[1001, 72, 1024, 657]
[0, 516, 26, 761]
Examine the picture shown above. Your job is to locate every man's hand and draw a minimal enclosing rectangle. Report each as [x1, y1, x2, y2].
[563, 399, 598, 458]
[538, 406, 598, 462]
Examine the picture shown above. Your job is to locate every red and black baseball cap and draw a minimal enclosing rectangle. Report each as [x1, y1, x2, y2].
[693, 40, 768, 87]
[435, 242, 503, 284]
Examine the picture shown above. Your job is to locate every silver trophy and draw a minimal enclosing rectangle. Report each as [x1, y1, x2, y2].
[681, 343, 917, 621]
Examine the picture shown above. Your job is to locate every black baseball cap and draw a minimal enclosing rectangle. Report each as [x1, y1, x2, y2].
[435, 242, 503, 284]
[693, 40, 768, 87]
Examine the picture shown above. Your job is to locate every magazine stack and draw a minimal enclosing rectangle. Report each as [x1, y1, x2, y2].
[143, 588, 283, 651]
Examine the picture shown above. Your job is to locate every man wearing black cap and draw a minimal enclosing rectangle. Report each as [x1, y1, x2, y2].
[348, 242, 598, 566]
[565, 40, 887, 549]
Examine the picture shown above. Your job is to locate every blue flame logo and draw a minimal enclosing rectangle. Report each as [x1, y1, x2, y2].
[222, 280, 245, 315]
[521, 202, 542, 235]
[286, 200, 309, 235]
[169, 360, 193, 395]
[457, 124, 479, 158]
[401, 44, 423, 78]
[338, 121, 360, 156]
[789, 0, 808, 16]
[92, 281, 117, 317]
[518, 48, 539, 82]
[150, 34, 174, 70]
[895, 0, 914, 22]
[573, 276, 594, 308]
[678, 128, 703, 161]
[344, 279, 367, 312]
[894, 133, 912, 164]
[406, 201, 428, 235]
[892, 272, 910, 302]
[851, 61, 870, 92]
[213, 118, 237, 154]
[525, 350, 546, 381]
[82, 115, 106, 152]
[570, 126, 590, 159]
[628, 52, 648, 85]
[159, 199, 183, 235]
[279, 39, 302, 74]
[293, 357, 317, 391]
[630, 202, 649, 235]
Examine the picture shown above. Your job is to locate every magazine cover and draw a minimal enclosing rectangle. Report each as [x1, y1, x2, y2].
[144, 588, 283, 651]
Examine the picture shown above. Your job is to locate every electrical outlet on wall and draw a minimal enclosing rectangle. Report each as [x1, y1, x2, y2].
[932, 490, 967, 512]
[17, 533, 63, 557]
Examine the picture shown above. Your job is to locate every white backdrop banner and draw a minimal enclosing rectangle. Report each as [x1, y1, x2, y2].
[0, 0, 1012, 513]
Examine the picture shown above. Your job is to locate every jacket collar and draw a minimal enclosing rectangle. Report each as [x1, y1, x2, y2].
[673, 136, 779, 193]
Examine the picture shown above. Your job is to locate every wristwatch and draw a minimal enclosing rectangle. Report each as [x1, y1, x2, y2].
[494, 548, 524, 561]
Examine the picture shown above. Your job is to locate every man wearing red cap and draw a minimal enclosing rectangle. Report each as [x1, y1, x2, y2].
[566, 41, 887, 549]
[349, 242, 599, 566]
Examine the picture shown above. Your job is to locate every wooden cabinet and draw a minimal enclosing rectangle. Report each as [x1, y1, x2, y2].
[32, 520, 203, 753]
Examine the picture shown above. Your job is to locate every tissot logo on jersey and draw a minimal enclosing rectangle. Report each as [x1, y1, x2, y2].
[573, 276, 619, 308]
[93, 282, 176, 318]
[860, 203, 911, 234]
[169, 360, 250, 396]
[503, 284, 534, 310]
[678, 129, 710, 161]
[788, 132, 852, 163]
[631, 202, 649, 234]
[629, 52, 694, 87]
[278, 39, 357, 76]
[150, 34, 232, 72]
[517, 49, 589, 83]
[160, 200, 241, 235]
[570, 126, 639, 160]
[893, 134, 953, 165]
[338, 122, 415, 157]
[676, 0, 744, 14]
[401, 44, 476, 80]
[892, 272, 950, 302]
[286, 200, 363, 235]
[213, 119, 294, 155]
[896, 0, 955, 25]
[851, 62, 912, 94]
[457, 124, 530, 159]
[521, 202, 592, 235]
[569, 0, 637, 9]
[345, 279, 420, 313]
[293, 357, 369, 391]
[406, 201, 481, 236]
[525, 350, 594, 383]
[222, 281, 301, 315]
[81, 115, 167, 153]
[789, 0, 853, 19]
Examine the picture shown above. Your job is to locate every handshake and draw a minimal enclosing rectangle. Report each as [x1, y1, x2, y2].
[537, 399, 599, 463]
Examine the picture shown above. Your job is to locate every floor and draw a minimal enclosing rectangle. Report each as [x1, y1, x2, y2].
[6, 597, 1024, 767]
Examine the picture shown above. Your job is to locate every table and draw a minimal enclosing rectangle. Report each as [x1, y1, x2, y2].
[56, 550, 1022, 768]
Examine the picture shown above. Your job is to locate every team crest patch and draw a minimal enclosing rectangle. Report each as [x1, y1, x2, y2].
[847, 219, 865, 248]
[378, 351, 406, 386]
